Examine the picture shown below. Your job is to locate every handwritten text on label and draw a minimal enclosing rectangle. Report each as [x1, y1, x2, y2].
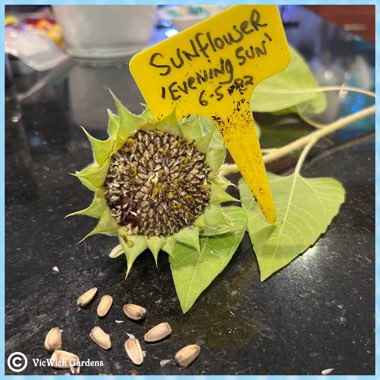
[149, 9, 272, 106]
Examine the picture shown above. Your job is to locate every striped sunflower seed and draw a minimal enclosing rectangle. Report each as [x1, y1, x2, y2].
[44, 327, 62, 352]
[124, 338, 144, 365]
[144, 322, 172, 343]
[90, 326, 111, 350]
[123, 304, 146, 320]
[97, 295, 113, 317]
[50, 350, 80, 373]
[175, 344, 201, 368]
[76, 287, 98, 307]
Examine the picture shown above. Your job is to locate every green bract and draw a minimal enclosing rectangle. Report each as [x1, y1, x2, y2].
[69, 93, 246, 311]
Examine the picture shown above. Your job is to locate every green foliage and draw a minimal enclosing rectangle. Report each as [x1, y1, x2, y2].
[169, 206, 246, 312]
[251, 46, 326, 116]
[239, 173, 345, 280]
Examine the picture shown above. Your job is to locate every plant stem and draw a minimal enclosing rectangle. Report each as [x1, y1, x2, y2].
[256, 85, 376, 98]
[298, 113, 325, 129]
[263, 104, 375, 163]
[293, 137, 318, 177]
[220, 104, 375, 175]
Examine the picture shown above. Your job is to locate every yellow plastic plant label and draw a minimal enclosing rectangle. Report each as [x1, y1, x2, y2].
[130, 5, 290, 224]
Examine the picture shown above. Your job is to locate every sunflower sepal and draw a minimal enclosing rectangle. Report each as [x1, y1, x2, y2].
[145, 236, 164, 266]
[155, 108, 182, 137]
[109, 90, 144, 145]
[79, 208, 119, 242]
[75, 160, 110, 189]
[119, 234, 148, 278]
[173, 226, 200, 253]
[66, 192, 106, 219]
[80, 126, 114, 166]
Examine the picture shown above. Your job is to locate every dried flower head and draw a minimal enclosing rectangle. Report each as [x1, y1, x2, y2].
[69, 91, 239, 278]
[105, 130, 210, 237]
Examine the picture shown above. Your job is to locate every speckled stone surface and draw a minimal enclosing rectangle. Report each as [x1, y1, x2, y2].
[5, 10, 374, 376]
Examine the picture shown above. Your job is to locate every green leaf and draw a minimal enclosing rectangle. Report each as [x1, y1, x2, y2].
[251, 46, 326, 116]
[170, 206, 246, 313]
[239, 173, 345, 281]
[119, 235, 148, 277]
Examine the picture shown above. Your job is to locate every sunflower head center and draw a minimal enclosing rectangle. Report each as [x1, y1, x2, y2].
[105, 129, 211, 237]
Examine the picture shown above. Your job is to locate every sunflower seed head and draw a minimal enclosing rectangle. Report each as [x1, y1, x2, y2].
[124, 338, 144, 366]
[123, 304, 146, 320]
[97, 295, 113, 317]
[144, 322, 172, 343]
[44, 327, 62, 352]
[90, 326, 112, 350]
[76, 287, 97, 307]
[175, 344, 201, 368]
[105, 129, 211, 237]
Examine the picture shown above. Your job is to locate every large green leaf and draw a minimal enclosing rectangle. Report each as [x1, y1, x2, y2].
[250, 46, 326, 116]
[170, 206, 246, 313]
[239, 173, 345, 281]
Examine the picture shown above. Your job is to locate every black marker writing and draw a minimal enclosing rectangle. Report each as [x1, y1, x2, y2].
[148, 8, 268, 76]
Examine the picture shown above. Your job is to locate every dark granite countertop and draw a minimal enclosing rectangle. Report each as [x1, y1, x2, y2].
[5, 6, 374, 376]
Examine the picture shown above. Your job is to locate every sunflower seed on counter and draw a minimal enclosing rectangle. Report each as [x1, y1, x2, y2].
[144, 322, 172, 343]
[123, 304, 146, 321]
[124, 338, 144, 366]
[175, 344, 201, 368]
[321, 368, 335, 375]
[160, 359, 173, 367]
[50, 350, 80, 374]
[109, 243, 124, 258]
[97, 295, 113, 317]
[90, 326, 112, 350]
[76, 287, 98, 307]
[44, 327, 62, 352]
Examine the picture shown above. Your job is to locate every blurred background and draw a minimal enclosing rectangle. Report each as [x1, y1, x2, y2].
[5, 4, 375, 129]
